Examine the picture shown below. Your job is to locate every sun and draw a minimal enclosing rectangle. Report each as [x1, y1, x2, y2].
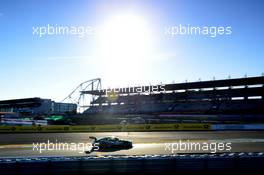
[95, 13, 154, 86]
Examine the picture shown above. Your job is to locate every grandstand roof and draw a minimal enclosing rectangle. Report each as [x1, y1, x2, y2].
[81, 76, 264, 96]
[0, 98, 43, 108]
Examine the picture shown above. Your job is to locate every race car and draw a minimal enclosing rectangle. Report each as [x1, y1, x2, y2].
[85, 136, 133, 154]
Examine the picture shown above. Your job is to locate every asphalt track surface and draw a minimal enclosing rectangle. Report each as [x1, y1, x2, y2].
[0, 131, 263, 157]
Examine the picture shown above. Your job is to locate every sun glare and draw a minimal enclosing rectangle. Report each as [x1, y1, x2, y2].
[95, 13, 154, 86]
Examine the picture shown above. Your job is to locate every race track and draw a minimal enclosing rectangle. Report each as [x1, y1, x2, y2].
[0, 131, 263, 157]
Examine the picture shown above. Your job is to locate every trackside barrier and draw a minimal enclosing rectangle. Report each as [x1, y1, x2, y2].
[0, 124, 264, 133]
[211, 124, 264, 130]
[0, 124, 211, 133]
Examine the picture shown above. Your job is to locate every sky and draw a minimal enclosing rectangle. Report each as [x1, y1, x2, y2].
[0, 0, 263, 101]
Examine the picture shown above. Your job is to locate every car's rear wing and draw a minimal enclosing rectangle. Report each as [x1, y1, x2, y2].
[89, 136, 97, 141]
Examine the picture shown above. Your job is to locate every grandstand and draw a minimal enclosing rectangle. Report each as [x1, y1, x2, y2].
[0, 98, 77, 116]
[80, 76, 264, 123]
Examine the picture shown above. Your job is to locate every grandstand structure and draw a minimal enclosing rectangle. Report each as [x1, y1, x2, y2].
[0, 98, 77, 116]
[80, 76, 264, 123]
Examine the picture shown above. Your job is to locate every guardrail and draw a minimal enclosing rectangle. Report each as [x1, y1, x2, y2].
[211, 124, 264, 130]
[0, 124, 263, 133]
[0, 153, 263, 174]
[0, 123, 211, 133]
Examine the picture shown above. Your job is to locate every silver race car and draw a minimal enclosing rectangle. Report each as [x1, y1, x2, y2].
[85, 136, 133, 154]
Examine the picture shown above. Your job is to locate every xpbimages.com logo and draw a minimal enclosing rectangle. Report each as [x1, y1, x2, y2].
[164, 24, 232, 38]
[32, 24, 95, 38]
[164, 140, 232, 153]
[32, 140, 99, 153]
[99, 84, 166, 96]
